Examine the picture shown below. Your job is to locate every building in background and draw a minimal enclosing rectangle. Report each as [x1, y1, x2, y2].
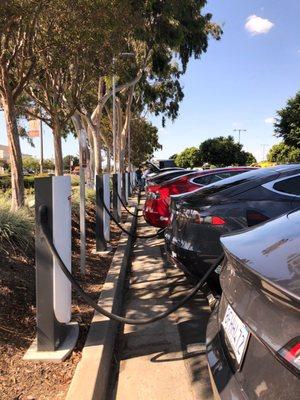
[0, 144, 31, 174]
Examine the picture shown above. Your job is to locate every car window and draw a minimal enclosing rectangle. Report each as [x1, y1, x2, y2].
[273, 175, 300, 195]
[193, 175, 213, 185]
[193, 170, 246, 186]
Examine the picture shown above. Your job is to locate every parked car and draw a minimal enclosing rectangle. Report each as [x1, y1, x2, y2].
[145, 168, 191, 191]
[165, 165, 300, 286]
[145, 161, 184, 175]
[144, 167, 256, 228]
[206, 208, 300, 399]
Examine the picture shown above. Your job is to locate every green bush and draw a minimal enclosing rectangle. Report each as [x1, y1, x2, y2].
[0, 174, 50, 190]
[0, 199, 34, 256]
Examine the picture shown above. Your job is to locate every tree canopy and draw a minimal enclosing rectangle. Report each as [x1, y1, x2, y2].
[0, 0, 222, 208]
[275, 91, 300, 148]
[175, 147, 202, 168]
[131, 117, 162, 167]
[199, 136, 256, 166]
[267, 142, 300, 164]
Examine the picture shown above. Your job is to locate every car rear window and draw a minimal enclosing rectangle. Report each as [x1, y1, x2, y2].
[193, 170, 247, 186]
[273, 175, 300, 195]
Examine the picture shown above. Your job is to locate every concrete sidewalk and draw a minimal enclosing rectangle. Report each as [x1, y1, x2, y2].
[112, 219, 213, 400]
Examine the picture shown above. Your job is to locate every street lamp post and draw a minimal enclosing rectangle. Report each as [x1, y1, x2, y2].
[261, 144, 269, 161]
[112, 52, 135, 173]
[233, 128, 247, 144]
[112, 63, 116, 173]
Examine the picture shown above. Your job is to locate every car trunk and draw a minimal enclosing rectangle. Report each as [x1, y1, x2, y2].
[218, 210, 300, 376]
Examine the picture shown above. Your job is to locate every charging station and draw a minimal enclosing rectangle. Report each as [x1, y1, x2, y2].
[125, 172, 129, 202]
[95, 173, 111, 252]
[24, 176, 78, 361]
[112, 173, 122, 222]
[121, 173, 127, 205]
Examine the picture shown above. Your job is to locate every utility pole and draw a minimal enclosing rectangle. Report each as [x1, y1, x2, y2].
[39, 118, 44, 174]
[112, 58, 116, 173]
[261, 144, 269, 161]
[233, 128, 247, 144]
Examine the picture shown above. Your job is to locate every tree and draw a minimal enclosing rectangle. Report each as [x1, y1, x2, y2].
[22, 156, 40, 173]
[105, 0, 222, 172]
[237, 150, 257, 165]
[0, 0, 43, 209]
[267, 142, 300, 164]
[275, 91, 300, 147]
[175, 147, 202, 168]
[43, 158, 55, 171]
[130, 117, 161, 167]
[199, 136, 256, 166]
[63, 155, 79, 171]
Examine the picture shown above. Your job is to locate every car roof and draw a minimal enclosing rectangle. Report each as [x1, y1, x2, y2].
[177, 165, 300, 205]
[160, 166, 256, 187]
[147, 169, 191, 183]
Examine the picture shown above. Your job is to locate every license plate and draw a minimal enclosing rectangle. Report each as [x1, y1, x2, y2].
[214, 264, 222, 274]
[222, 304, 250, 366]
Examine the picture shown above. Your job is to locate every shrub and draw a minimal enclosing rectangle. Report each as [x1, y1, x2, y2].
[0, 199, 34, 257]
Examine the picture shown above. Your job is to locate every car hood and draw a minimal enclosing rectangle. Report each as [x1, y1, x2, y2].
[221, 209, 300, 300]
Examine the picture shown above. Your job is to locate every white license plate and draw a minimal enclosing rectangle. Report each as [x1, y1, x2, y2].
[222, 304, 250, 366]
[214, 264, 222, 274]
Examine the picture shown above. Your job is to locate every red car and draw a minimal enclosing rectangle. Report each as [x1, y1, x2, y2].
[143, 167, 257, 228]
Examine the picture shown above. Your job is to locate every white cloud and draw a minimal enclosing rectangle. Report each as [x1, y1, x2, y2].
[245, 15, 274, 35]
[264, 117, 275, 124]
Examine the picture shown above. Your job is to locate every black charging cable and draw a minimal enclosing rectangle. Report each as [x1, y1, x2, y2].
[39, 205, 224, 326]
[116, 192, 144, 218]
[99, 197, 166, 239]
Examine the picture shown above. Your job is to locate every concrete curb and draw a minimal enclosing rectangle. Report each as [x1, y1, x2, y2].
[66, 205, 137, 400]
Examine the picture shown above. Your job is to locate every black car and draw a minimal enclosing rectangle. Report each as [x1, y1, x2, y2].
[165, 165, 300, 287]
[206, 208, 300, 399]
[146, 168, 191, 188]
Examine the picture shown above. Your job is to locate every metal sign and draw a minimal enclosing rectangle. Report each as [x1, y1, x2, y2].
[28, 119, 40, 137]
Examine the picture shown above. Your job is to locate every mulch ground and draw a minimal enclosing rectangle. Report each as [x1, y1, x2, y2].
[0, 204, 125, 400]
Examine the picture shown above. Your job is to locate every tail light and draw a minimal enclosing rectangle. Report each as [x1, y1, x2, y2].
[246, 210, 269, 227]
[190, 210, 225, 225]
[278, 337, 300, 376]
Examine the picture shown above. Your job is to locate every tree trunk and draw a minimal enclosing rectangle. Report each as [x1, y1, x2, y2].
[120, 86, 134, 172]
[90, 107, 103, 176]
[1, 72, 24, 210]
[86, 125, 95, 187]
[91, 128, 102, 176]
[52, 116, 63, 176]
[115, 98, 123, 172]
[106, 147, 111, 172]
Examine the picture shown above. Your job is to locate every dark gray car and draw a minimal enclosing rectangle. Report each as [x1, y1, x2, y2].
[206, 208, 300, 399]
[165, 165, 300, 288]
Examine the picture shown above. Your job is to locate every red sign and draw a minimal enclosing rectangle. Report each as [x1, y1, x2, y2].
[28, 119, 40, 137]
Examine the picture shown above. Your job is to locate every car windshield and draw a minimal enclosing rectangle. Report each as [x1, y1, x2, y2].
[182, 168, 276, 205]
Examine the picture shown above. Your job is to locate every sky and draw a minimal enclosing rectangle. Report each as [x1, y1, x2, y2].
[1, 0, 300, 162]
